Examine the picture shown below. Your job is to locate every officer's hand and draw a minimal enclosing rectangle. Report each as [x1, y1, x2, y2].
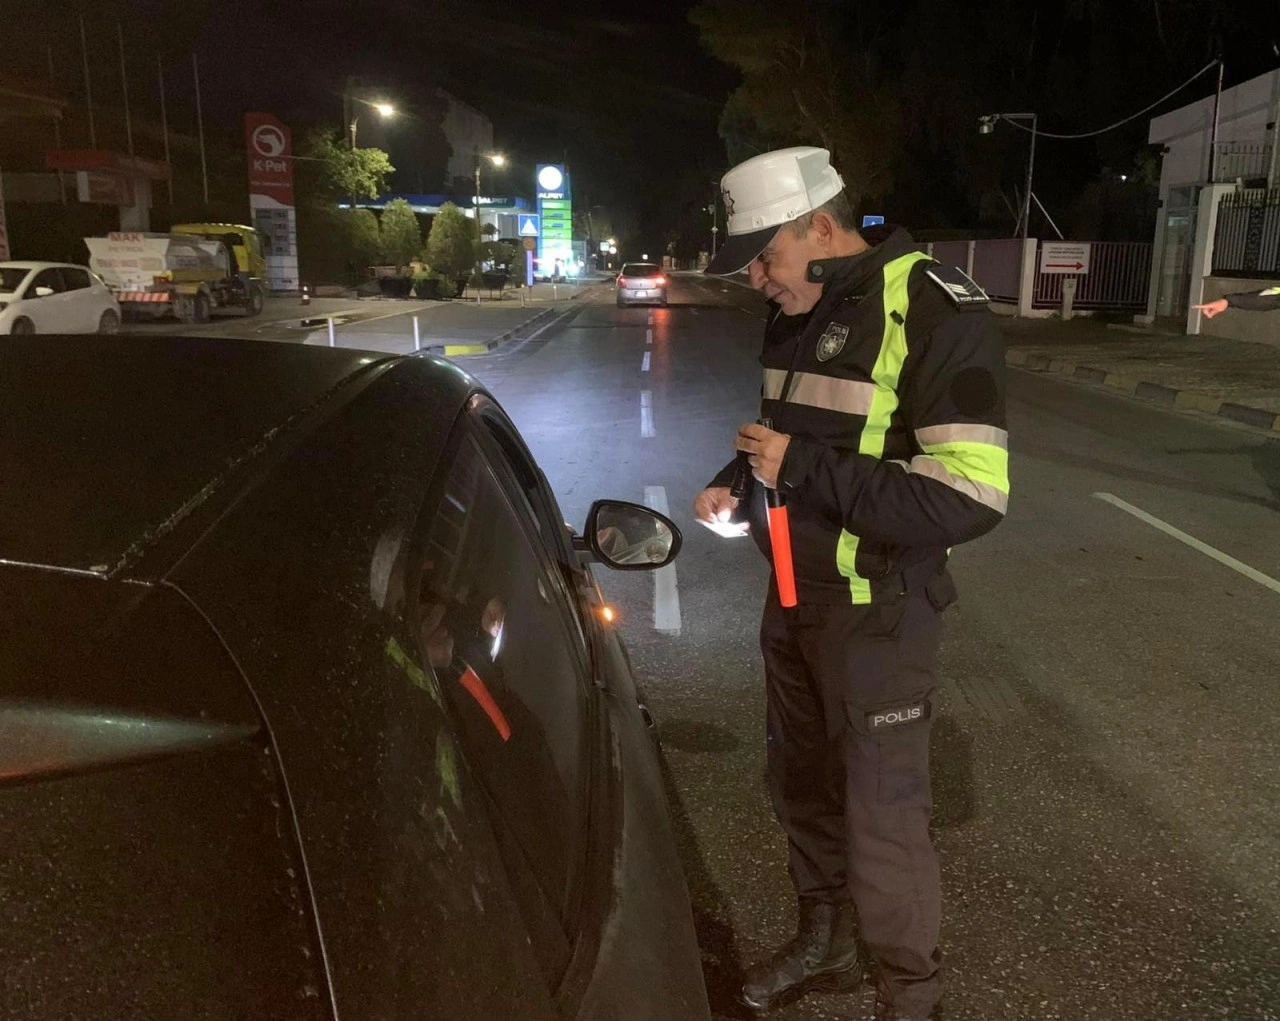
[736, 422, 791, 489]
[1192, 298, 1229, 319]
[694, 486, 738, 524]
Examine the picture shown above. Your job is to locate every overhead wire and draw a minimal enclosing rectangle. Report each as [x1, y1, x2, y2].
[999, 59, 1221, 139]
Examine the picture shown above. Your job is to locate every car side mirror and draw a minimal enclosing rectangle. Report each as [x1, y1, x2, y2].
[32, 286, 54, 298]
[577, 499, 681, 571]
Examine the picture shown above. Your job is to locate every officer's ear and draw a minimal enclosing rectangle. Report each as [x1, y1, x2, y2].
[809, 211, 839, 251]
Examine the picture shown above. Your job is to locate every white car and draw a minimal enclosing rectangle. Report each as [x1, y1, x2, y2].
[0, 261, 121, 335]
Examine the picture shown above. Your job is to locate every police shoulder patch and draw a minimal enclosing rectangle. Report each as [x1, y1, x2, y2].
[925, 263, 989, 307]
[816, 321, 850, 361]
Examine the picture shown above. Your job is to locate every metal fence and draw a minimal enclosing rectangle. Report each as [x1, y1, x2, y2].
[1211, 188, 1280, 278]
[968, 239, 1024, 302]
[1032, 241, 1152, 311]
[1212, 142, 1274, 183]
[928, 240, 970, 270]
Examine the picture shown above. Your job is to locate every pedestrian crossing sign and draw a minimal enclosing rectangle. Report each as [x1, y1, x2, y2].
[518, 214, 540, 237]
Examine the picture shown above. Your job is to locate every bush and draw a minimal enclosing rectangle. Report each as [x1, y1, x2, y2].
[424, 203, 475, 279]
[412, 270, 455, 299]
[297, 204, 382, 286]
[379, 198, 422, 271]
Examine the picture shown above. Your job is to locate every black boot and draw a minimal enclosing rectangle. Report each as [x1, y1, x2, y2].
[740, 900, 861, 1012]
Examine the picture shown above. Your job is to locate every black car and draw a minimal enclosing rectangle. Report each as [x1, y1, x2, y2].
[0, 335, 710, 1020]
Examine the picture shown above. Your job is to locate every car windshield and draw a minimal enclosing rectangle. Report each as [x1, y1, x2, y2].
[621, 263, 661, 277]
[0, 267, 31, 293]
[205, 233, 244, 247]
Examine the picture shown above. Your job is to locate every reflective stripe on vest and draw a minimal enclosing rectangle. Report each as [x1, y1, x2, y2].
[911, 424, 1010, 514]
[836, 250, 933, 604]
[763, 367, 876, 415]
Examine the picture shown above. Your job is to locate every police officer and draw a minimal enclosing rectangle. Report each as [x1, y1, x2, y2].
[694, 147, 1010, 1021]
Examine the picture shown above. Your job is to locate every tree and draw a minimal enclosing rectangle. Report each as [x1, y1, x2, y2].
[347, 208, 383, 268]
[300, 128, 395, 202]
[423, 203, 475, 279]
[690, 0, 901, 204]
[296, 206, 382, 285]
[379, 199, 422, 271]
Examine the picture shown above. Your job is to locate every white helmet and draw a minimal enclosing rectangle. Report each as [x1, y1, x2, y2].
[706, 146, 845, 275]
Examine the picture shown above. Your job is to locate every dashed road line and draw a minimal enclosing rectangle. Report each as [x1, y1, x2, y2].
[640, 391, 655, 437]
[641, 351, 651, 372]
[644, 485, 682, 635]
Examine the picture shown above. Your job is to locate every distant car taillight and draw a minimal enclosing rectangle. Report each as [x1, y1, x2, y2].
[654, 275, 666, 286]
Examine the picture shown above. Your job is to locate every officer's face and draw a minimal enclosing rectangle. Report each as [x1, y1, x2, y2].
[747, 225, 825, 315]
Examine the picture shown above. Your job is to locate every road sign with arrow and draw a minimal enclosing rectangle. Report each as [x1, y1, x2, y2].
[1039, 241, 1091, 274]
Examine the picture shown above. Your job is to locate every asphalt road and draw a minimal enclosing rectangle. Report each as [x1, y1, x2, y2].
[458, 273, 1280, 1020]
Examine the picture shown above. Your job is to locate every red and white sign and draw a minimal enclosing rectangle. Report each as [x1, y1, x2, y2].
[245, 112, 295, 206]
[1039, 241, 1091, 274]
[77, 171, 134, 206]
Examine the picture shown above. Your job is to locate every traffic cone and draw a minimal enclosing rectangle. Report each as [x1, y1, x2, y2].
[300, 284, 311, 306]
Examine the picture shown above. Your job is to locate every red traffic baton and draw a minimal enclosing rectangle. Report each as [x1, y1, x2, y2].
[765, 487, 797, 607]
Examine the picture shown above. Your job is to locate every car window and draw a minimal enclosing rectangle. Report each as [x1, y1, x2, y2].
[27, 268, 66, 295]
[471, 399, 593, 650]
[61, 267, 92, 290]
[0, 267, 29, 292]
[407, 425, 591, 936]
[621, 263, 660, 277]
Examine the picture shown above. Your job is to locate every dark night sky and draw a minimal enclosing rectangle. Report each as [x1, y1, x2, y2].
[10, 0, 736, 230]
[7, 1, 1279, 249]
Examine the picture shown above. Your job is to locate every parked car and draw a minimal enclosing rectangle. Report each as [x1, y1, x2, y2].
[0, 334, 710, 1021]
[0, 261, 120, 334]
[616, 262, 668, 307]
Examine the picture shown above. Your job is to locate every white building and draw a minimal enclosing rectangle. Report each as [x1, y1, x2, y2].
[438, 91, 494, 187]
[1145, 67, 1280, 343]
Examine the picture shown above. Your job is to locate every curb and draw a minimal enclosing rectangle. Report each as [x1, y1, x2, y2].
[1006, 347, 1280, 433]
[440, 305, 560, 356]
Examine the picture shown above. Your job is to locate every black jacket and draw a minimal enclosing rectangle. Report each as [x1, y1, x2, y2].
[708, 226, 1009, 604]
[1225, 288, 1280, 311]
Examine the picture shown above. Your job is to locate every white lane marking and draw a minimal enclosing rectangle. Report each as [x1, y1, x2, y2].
[645, 327, 653, 345]
[648, 312, 654, 325]
[640, 391, 655, 437]
[641, 351, 651, 372]
[1094, 492, 1280, 596]
[644, 485, 682, 635]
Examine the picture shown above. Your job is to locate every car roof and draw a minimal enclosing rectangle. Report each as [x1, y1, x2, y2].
[170, 223, 254, 233]
[0, 335, 472, 576]
[0, 261, 74, 271]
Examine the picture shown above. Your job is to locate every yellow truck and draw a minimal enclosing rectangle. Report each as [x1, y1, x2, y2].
[84, 223, 266, 323]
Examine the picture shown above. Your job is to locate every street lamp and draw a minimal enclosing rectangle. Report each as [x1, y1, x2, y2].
[473, 150, 506, 233]
[473, 150, 506, 255]
[345, 90, 395, 150]
[978, 111, 1037, 241]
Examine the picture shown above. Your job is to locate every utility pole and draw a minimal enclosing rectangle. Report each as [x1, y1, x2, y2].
[193, 53, 208, 205]
[117, 24, 133, 156]
[79, 14, 96, 147]
[158, 56, 173, 202]
[1208, 59, 1225, 181]
[1021, 114, 1037, 242]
